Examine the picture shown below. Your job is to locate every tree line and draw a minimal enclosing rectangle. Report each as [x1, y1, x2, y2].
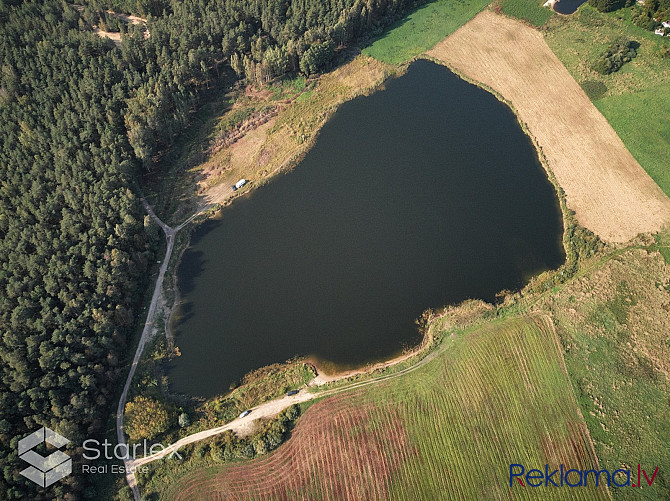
[0, 0, 429, 498]
[588, 0, 670, 33]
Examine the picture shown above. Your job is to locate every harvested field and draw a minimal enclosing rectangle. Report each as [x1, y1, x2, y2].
[154, 315, 607, 500]
[427, 10, 670, 243]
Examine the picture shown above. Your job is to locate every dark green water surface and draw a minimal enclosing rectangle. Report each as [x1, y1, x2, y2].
[167, 60, 565, 398]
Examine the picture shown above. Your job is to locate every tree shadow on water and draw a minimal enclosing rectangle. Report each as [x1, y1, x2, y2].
[176, 249, 206, 296]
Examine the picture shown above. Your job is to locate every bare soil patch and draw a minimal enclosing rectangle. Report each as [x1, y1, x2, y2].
[72, 5, 148, 46]
[427, 10, 670, 243]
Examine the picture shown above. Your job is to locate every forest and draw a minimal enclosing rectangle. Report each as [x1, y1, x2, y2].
[0, 0, 429, 498]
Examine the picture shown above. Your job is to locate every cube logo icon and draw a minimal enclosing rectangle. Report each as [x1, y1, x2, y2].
[18, 427, 72, 487]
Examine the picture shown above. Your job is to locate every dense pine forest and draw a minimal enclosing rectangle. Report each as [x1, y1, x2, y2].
[0, 0, 428, 498]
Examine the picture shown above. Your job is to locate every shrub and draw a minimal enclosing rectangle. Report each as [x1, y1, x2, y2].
[209, 442, 225, 462]
[281, 404, 300, 422]
[588, 0, 626, 12]
[592, 38, 638, 74]
[124, 397, 171, 442]
[580, 80, 608, 100]
[178, 412, 190, 428]
[631, 6, 660, 31]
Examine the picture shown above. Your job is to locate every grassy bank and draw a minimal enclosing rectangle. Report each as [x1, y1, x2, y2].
[362, 0, 490, 64]
[142, 56, 395, 226]
[499, 0, 553, 27]
[545, 5, 670, 196]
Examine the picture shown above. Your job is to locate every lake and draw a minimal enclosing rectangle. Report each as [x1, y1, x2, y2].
[167, 59, 565, 398]
[553, 0, 586, 15]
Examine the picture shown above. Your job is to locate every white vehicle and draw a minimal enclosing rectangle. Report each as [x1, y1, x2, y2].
[239, 410, 251, 418]
[232, 179, 247, 191]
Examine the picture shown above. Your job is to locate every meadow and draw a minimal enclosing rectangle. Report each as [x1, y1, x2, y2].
[361, 0, 490, 64]
[532, 239, 670, 500]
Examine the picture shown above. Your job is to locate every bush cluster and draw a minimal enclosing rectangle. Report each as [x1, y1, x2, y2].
[631, 0, 670, 31]
[592, 38, 638, 75]
[587, 0, 628, 12]
[580, 80, 608, 100]
[207, 404, 301, 462]
[631, 5, 660, 30]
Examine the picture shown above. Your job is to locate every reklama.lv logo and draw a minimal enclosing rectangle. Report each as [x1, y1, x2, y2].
[510, 464, 659, 488]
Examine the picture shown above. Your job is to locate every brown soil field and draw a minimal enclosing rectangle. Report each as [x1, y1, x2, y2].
[169, 395, 416, 501]
[427, 10, 670, 243]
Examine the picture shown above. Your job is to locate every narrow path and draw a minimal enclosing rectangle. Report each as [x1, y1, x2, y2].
[117, 199, 185, 500]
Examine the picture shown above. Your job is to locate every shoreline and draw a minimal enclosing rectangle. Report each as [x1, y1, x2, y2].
[426, 10, 670, 243]
[307, 324, 436, 386]
[154, 57, 400, 398]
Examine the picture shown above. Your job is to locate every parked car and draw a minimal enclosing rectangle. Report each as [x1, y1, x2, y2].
[239, 410, 251, 418]
[286, 389, 300, 396]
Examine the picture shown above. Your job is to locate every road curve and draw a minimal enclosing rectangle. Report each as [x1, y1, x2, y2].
[118, 194, 442, 498]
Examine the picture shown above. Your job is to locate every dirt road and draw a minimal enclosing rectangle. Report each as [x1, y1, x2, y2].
[117, 197, 209, 499]
[116, 200, 178, 499]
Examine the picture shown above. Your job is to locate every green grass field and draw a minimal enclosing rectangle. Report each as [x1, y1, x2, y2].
[371, 315, 607, 500]
[545, 6, 670, 196]
[595, 86, 670, 197]
[500, 0, 554, 27]
[362, 0, 490, 64]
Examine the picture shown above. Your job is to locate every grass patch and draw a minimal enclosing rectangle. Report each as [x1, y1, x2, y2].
[500, 0, 554, 27]
[545, 5, 670, 196]
[653, 231, 670, 264]
[362, 0, 490, 64]
[594, 86, 670, 197]
[200, 362, 315, 423]
[267, 75, 307, 100]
